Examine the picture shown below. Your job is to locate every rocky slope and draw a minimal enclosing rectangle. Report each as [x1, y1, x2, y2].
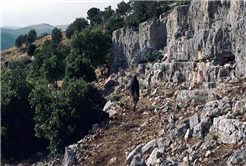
[59, 67, 246, 166]
[60, 1, 246, 166]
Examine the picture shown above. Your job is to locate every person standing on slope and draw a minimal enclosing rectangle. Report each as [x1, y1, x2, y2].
[129, 75, 140, 110]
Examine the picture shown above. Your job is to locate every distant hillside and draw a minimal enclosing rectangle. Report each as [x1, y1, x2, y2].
[1, 23, 69, 51]
[1, 32, 16, 51]
[2, 26, 21, 29]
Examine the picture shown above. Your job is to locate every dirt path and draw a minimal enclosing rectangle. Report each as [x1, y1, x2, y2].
[76, 97, 163, 166]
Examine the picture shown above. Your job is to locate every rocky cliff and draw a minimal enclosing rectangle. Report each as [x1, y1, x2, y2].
[111, 0, 246, 89]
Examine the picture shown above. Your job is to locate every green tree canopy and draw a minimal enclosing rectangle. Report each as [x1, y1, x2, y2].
[15, 34, 25, 48]
[126, 1, 170, 28]
[116, 1, 131, 17]
[104, 12, 125, 34]
[29, 41, 70, 86]
[87, 7, 102, 26]
[65, 52, 96, 82]
[27, 44, 36, 56]
[101, 5, 115, 22]
[1, 66, 48, 162]
[27, 29, 37, 45]
[69, 28, 111, 68]
[29, 78, 108, 155]
[52, 27, 62, 43]
[65, 17, 88, 39]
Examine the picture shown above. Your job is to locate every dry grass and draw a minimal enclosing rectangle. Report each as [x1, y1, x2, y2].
[76, 95, 162, 166]
[1, 32, 68, 62]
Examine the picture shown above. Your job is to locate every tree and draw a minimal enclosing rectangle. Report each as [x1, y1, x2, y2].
[52, 27, 62, 43]
[101, 5, 114, 22]
[27, 44, 36, 56]
[29, 78, 108, 155]
[126, 1, 170, 28]
[116, 1, 131, 17]
[65, 52, 96, 82]
[29, 41, 70, 87]
[8, 57, 32, 70]
[87, 7, 102, 26]
[27, 29, 37, 46]
[65, 17, 88, 38]
[15, 35, 23, 48]
[15, 34, 27, 49]
[1, 66, 48, 162]
[104, 12, 125, 34]
[69, 28, 111, 68]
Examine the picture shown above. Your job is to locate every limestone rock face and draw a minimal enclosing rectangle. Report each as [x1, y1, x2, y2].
[111, 19, 168, 72]
[213, 117, 246, 144]
[111, 0, 246, 84]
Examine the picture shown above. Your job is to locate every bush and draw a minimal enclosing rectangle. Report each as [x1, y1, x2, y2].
[65, 17, 88, 38]
[27, 44, 36, 56]
[65, 52, 96, 82]
[8, 57, 32, 70]
[148, 50, 163, 63]
[175, 1, 190, 6]
[29, 41, 70, 84]
[29, 78, 108, 155]
[52, 28, 62, 43]
[1, 67, 48, 162]
[109, 94, 122, 102]
[69, 28, 111, 68]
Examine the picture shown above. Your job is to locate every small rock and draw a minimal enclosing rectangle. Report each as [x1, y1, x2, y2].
[226, 149, 246, 166]
[142, 139, 158, 154]
[181, 156, 190, 166]
[130, 153, 145, 166]
[205, 150, 212, 157]
[190, 113, 200, 129]
[184, 129, 193, 140]
[168, 113, 178, 125]
[63, 144, 77, 166]
[104, 78, 117, 90]
[146, 148, 162, 166]
[141, 119, 150, 128]
[92, 123, 100, 133]
[109, 157, 117, 164]
[125, 144, 144, 165]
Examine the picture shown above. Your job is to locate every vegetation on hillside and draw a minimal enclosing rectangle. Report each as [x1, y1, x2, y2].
[2, 25, 110, 162]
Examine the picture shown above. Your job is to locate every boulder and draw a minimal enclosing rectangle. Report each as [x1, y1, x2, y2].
[227, 149, 246, 166]
[63, 144, 77, 166]
[125, 144, 144, 165]
[142, 139, 158, 154]
[146, 148, 163, 166]
[189, 113, 200, 129]
[213, 117, 246, 144]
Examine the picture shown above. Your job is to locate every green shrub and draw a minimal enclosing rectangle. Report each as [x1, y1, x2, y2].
[65, 52, 96, 82]
[1, 67, 48, 162]
[109, 94, 122, 102]
[148, 50, 163, 63]
[29, 78, 108, 156]
[175, 1, 190, 7]
[27, 44, 36, 56]
[8, 57, 32, 70]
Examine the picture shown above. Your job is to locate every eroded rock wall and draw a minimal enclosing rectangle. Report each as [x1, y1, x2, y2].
[111, 0, 246, 86]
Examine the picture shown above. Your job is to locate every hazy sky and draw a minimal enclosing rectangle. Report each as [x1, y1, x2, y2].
[0, 0, 123, 27]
